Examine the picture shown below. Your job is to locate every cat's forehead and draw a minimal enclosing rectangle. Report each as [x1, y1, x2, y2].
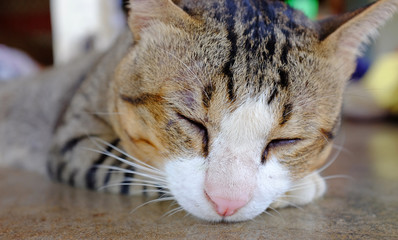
[177, 0, 321, 100]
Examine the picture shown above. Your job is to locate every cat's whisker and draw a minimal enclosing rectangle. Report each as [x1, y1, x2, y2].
[332, 144, 353, 156]
[273, 199, 304, 211]
[288, 174, 352, 191]
[130, 196, 175, 214]
[121, 177, 168, 186]
[162, 206, 185, 218]
[262, 210, 276, 218]
[90, 137, 163, 174]
[267, 206, 283, 219]
[277, 194, 311, 200]
[323, 174, 354, 181]
[95, 164, 165, 184]
[313, 146, 343, 176]
[98, 182, 170, 192]
[95, 165, 168, 184]
[83, 147, 166, 180]
[85, 146, 165, 176]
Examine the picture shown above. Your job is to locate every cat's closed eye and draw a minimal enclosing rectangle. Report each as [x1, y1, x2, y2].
[261, 138, 301, 163]
[177, 113, 209, 155]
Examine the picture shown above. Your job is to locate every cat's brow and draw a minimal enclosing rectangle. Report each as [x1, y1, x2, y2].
[120, 93, 162, 105]
[280, 103, 293, 126]
[202, 84, 213, 109]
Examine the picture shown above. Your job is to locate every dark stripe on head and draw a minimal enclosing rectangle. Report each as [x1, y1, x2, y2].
[281, 42, 291, 65]
[86, 138, 120, 190]
[202, 84, 213, 109]
[280, 103, 293, 125]
[268, 87, 278, 104]
[223, 0, 238, 101]
[278, 69, 289, 88]
[266, 31, 276, 58]
[120, 93, 163, 106]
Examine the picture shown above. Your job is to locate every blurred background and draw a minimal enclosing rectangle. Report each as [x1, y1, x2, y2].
[0, 0, 397, 119]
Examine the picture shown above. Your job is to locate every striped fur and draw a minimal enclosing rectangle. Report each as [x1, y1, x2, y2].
[40, 0, 398, 221]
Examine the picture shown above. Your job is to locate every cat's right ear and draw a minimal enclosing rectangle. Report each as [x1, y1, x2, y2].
[128, 0, 194, 40]
[317, 0, 398, 73]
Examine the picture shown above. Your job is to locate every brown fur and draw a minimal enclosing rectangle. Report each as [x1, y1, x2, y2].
[1, 0, 397, 195]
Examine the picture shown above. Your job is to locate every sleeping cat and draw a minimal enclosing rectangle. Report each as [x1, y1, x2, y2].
[1, 0, 397, 222]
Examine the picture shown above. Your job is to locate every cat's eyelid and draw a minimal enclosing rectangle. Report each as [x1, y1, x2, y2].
[261, 138, 302, 164]
[269, 138, 302, 145]
[176, 113, 204, 127]
[176, 112, 209, 157]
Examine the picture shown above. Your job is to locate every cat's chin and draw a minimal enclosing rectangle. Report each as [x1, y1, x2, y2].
[165, 156, 291, 222]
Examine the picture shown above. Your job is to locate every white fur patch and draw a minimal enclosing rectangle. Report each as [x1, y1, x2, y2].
[165, 156, 291, 222]
[165, 97, 293, 221]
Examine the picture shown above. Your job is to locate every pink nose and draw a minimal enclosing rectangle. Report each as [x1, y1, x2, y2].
[207, 195, 248, 217]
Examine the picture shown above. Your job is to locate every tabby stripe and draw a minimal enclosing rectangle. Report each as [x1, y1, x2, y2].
[120, 93, 163, 106]
[103, 154, 125, 187]
[68, 170, 78, 187]
[56, 162, 67, 182]
[223, 0, 238, 101]
[280, 41, 291, 65]
[268, 87, 278, 104]
[202, 84, 213, 109]
[280, 103, 293, 125]
[278, 69, 289, 88]
[61, 135, 96, 154]
[266, 30, 276, 58]
[121, 166, 135, 195]
[157, 186, 168, 198]
[85, 138, 120, 190]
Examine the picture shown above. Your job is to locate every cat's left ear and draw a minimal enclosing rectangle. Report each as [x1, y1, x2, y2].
[318, 0, 398, 65]
[128, 0, 195, 40]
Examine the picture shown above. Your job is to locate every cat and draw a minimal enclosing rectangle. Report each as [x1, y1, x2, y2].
[1, 0, 397, 222]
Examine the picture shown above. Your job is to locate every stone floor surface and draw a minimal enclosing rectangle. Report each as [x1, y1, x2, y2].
[1, 120, 398, 240]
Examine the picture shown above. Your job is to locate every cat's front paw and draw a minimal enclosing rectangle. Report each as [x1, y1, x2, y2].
[270, 172, 326, 209]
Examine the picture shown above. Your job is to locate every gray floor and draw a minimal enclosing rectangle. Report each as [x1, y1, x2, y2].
[1, 120, 398, 239]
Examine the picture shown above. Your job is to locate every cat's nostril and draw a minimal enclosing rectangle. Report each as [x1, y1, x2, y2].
[207, 195, 248, 217]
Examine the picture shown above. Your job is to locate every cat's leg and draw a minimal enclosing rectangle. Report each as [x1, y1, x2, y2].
[270, 172, 326, 209]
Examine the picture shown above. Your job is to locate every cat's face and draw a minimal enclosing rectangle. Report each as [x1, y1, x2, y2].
[109, 0, 397, 222]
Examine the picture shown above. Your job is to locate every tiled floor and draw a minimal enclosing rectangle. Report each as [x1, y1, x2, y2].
[1, 120, 397, 239]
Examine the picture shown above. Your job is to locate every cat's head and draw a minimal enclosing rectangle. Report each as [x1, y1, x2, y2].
[110, 0, 397, 222]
